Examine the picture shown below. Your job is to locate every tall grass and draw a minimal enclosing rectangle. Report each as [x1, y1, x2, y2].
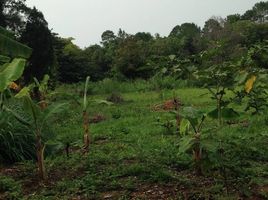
[56, 76, 193, 96]
[0, 100, 56, 164]
[0, 101, 35, 163]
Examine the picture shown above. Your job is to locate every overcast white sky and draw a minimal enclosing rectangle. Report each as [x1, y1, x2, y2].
[26, 0, 262, 48]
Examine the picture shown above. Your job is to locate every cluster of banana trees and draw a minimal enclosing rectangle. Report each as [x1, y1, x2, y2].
[0, 26, 31, 101]
[0, 26, 65, 181]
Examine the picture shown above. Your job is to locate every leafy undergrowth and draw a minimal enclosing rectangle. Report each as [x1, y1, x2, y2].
[1, 88, 268, 200]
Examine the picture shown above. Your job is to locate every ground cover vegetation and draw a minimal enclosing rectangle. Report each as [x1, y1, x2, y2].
[0, 0, 268, 199]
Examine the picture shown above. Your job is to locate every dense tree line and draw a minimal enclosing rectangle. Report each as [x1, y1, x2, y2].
[1, 0, 268, 84]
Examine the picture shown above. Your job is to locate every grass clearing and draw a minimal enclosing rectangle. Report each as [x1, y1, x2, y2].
[1, 86, 267, 199]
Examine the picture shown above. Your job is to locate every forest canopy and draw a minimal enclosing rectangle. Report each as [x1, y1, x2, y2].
[1, 0, 268, 84]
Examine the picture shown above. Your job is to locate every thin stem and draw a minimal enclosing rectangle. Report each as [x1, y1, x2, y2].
[0, 92, 3, 110]
[197, 115, 206, 132]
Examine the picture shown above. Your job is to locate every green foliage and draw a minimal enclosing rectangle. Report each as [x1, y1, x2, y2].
[179, 118, 190, 135]
[0, 26, 15, 38]
[234, 72, 268, 115]
[55, 37, 89, 83]
[1, 1, 268, 199]
[34, 74, 50, 94]
[1, 86, 267, 199]
[178, 107, 206, 174]
[0, 26, 31, 58]
[155, 117, 176, 135]
[0, 26, 31, 93]
[0, 175, 22, 200]
[0, 58, 26, 92]
[0, 26, 34, 163]
[197, 63, 240, 125]
[15, 95, 66, 137]
[0, 100, 35, 163]
[242, 1, 268, 23]
[113, 36, 151, 78]
[20, 7, 56, 83]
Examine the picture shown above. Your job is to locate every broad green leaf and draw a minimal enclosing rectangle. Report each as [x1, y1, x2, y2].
[180, 107, 204, 119]
[36, 74, 50, 95]
[0, 55, 11, 64]
[235, 71, 248, 85]
[180, 107, 204, 128]
[33, 77, 41, 87]
[41, 103, 67, 131]
[178, 135, 195, 154]
[221, 108, 239, 119]
[207, 108, 218, 119]
[0, 63, 9, 73]
[2, 105, 31, 127]
[180, 118, 190, 136]
[0, 58, 26, 92]
[15, 87, 31, 98]
[19, 96, 40, 124]
[0, 32, 32, 59]
[208, 108, 239, 119]
[0, 26, 15, 39]
[40, 74, 49, 91]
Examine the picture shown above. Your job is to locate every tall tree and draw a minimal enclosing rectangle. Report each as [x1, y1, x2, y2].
[202, 17, 225, 41]
[101, 30, 116, 45]
[0, 0, 6, 27]
[169, 23, 201, 56]
[20, 7, 55, 83]
[134, 32, 153, 42]
[83, 44, 109, 81]
[114, 36, 150, 78]
[54, 37, 89, 83]
[0, 0, 29, 34]
[226, 14, 241, 24]
[169, 23, 200, 38]
[242, 1, 268, 23]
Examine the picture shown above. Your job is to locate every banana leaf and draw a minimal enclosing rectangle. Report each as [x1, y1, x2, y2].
[0, 26, 15, 39]
[0, 31, 32, 59]
[0, 58, 26, 92]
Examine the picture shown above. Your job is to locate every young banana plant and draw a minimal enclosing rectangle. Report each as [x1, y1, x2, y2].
[83, 76, 90, 153]
[14, 88, 66, 180]
[33, 74, 50, 109]
[179, 107, 206, 175]
[0, 26, 32, 109]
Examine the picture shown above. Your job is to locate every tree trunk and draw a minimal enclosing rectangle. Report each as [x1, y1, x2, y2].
[36, 134, 46, 180]
[193, 133, 202, 175]
[83, 111, 90, 153]
[39, 93, 47, 110]
[173, 98, 181, 134]
[0, 93, 4, 110]
[217, 99, 222, 126]
[193, 147, 202, 175]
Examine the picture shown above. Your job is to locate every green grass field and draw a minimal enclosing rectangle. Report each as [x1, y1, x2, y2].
[1, 85, 268, 200]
